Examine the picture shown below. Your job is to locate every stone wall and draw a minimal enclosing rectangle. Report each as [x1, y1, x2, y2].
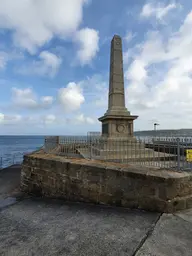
[21, 153, 192, 213]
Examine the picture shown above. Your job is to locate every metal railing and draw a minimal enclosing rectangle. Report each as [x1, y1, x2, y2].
[0, 147, 44, 170]
[0, 152, 26, 169]
[43, 135, 192, 171]
[0, 135, 45, 170]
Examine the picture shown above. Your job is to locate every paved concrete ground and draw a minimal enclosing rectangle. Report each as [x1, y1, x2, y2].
[0, 166, 192, 256]
[0, 164, 21, 200]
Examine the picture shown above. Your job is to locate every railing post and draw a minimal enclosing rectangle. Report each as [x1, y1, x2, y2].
[44, 137, 47, 152]
[56, 136, 60, 145]
[0, 156, 2, 169]
[177, 138, 180, 171]
[90, 135, 92, 160]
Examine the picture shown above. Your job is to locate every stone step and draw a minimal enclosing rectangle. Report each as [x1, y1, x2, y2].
[77, 148, 177, 161]
[92, 144, 147, 150]
[91, 147, 153, 155]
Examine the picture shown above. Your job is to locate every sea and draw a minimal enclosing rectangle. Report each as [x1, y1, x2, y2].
[0, 136, 45, 169]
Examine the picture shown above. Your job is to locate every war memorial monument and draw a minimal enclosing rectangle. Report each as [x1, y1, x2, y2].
[99, 35, 138, 138]
[86, 35, 170, 161]
[21, 35, 192, 213]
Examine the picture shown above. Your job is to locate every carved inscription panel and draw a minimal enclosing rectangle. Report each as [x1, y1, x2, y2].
[116, 124, 125, 133]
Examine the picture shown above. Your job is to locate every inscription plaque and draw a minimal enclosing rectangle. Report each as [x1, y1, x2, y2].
[117, 124, 125, 133]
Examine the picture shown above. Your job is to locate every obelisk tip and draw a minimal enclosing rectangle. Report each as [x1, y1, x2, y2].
[112, 35, 121, 40]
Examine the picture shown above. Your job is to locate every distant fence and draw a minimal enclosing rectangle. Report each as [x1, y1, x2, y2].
[43, 135, 192, 171]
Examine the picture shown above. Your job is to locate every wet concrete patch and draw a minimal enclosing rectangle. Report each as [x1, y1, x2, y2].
[0, 197, 17, 210]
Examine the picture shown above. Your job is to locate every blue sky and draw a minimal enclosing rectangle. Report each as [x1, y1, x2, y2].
[0, 0, 192, 135]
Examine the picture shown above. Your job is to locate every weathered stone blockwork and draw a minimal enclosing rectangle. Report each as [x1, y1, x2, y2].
[21, 153, 192, 213]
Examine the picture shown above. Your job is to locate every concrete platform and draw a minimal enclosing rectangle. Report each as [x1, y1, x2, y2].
[0, 165, 192, 255]
[135, 212, 192, 256]
[78, 147, 176, 162]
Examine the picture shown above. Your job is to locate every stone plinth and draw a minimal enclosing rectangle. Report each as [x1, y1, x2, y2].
[99, 114, 138, 138]
[21, 152, 192, 213]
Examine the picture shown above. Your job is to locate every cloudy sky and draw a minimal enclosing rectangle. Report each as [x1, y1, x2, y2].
[0, 0, 192, 135]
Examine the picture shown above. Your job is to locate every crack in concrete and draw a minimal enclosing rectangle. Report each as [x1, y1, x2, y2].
[131, 213, 162, 256]
[173, 213, 192, 224]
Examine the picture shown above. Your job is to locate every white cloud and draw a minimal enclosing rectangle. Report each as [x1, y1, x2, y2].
[58, 82, 85, 112]
[124, 31, 135, 43]
[0, 50, 23, 69]
[124, 10, 192, 129]
[0, 51, 7, 69]
[78, 74, 108, 108]
[0, 75, 105, 133]
[0, 112, 97, 136]
[39, 51, 62, 76]
[12, 87, 53, 109]
[0, 113, 22, 125]
[74, 114, 95, 124]
[0, 113, 57, 126]
[75, 28, 99, 65]
[42, 114, 57, 125]
[12, 88, 37, 108]
[0, 1, 100, 67]
[126, 59, 147, 82]
[141, 2, 179, 21]
[0, 0, 89, 53]
[0, 113, 4, 123]
[17, 51, 62, 77]
[41, 96, 53, 106]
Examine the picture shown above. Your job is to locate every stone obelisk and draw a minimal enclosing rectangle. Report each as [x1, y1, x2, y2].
[98, 35, 138, 138]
